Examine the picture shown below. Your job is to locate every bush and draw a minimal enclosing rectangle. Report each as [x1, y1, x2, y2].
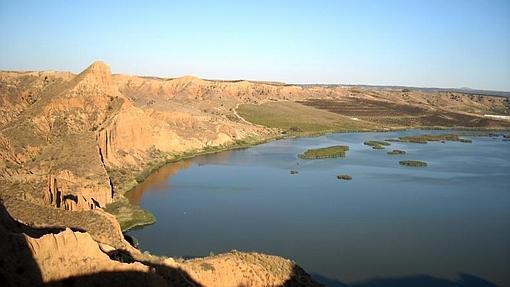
[288, 126, 302, 132]
[200, 262, 215, 272]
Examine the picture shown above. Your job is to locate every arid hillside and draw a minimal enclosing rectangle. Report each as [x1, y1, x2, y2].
[1, 61, 509, 286]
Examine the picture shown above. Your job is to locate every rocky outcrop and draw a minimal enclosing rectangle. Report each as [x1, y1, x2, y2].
[27, 228, 154, 283]
[30, 232, 321, 287]
[0, 71, 74, 128]
[95, 104, 187, 167]
[0, 61, 121, 213]
[73, 60, 113, 87]
[175, 251, 322, 287]
[45, 170, 112, 210]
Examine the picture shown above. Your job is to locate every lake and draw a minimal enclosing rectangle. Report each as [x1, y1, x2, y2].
[127, 130, 510, 286]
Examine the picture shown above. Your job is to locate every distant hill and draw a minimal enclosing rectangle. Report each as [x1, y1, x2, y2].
[339, 84, 510, 97]
[294, 83, 509, 97]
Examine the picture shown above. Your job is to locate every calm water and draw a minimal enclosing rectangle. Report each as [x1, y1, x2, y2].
[127, 130, 510, 286]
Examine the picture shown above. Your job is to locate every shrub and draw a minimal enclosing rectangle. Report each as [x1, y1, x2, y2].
[200, 262, 215, 272]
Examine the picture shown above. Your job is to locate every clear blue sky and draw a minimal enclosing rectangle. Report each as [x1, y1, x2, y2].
[1, 0, 509, 91]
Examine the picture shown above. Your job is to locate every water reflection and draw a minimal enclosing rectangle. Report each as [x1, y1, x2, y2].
[127, 160, 192, 205]
[127, 150, 237, 205]
[193, 149, 236, 165]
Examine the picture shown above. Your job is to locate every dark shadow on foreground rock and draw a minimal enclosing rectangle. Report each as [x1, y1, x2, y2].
[44, 268, 202, 287]
[311, 273, 500, 287]
[278, 265, 325, 287]
[0, 200, 203, 287]
[0, 200, 45, 287]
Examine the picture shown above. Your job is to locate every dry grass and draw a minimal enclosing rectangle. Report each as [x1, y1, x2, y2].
[103, 197, 155, 232]
[237, 101, 379, 133]
[297, 98, 510, 128]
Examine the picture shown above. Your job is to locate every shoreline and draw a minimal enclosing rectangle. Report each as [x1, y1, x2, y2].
[113, 125, 510, 232]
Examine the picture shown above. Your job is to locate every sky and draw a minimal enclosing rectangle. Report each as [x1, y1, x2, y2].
[1, 0, 509, 91]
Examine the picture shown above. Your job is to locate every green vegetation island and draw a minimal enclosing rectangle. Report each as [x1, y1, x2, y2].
[396, 134, 472, 144]
[299, 145, 350, 159]
[364, 140, 391, 149]
[399, 160, 428, 167]
[387, 149, 406, 155]
[337, 174, 353, 180]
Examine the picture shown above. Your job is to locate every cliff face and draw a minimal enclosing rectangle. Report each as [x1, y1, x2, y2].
[45, 170, 112, 210]
[26, 228, 153, 283]
[0, 62, 119, 212]
[95, 103, 187, 166]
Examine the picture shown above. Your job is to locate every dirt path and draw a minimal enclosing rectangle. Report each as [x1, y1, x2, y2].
[233, 103, 263, 127]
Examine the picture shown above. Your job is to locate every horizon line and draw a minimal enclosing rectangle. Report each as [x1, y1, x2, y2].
[1, 66, 509, 95]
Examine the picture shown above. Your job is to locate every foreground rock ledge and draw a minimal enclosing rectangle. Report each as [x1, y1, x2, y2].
[0, 201, 321, 287]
